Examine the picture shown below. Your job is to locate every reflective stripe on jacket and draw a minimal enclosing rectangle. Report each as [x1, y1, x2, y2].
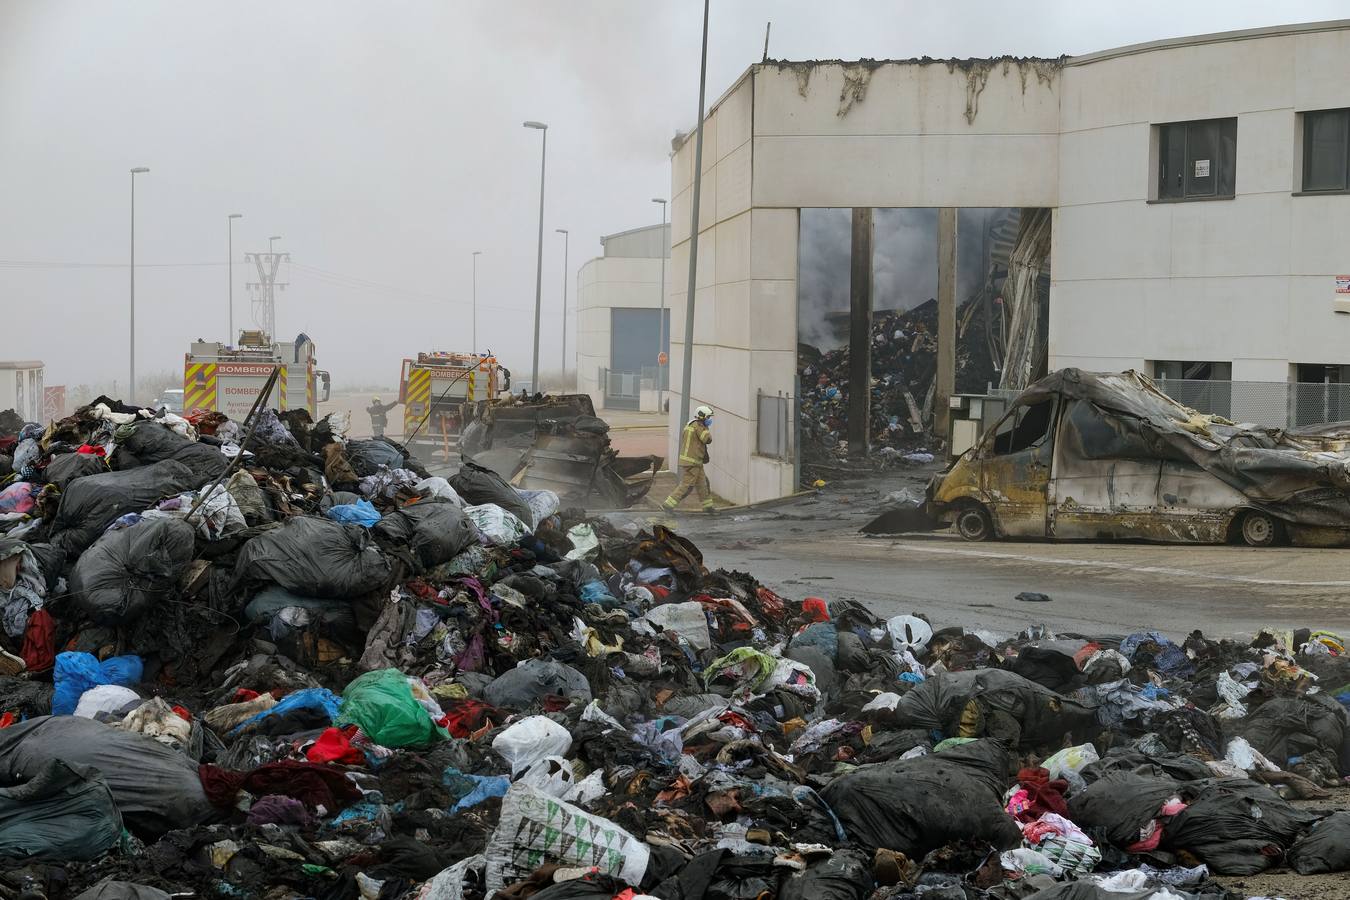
[679, 420, 711, 466]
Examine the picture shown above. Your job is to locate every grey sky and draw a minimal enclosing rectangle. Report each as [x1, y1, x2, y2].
[2, 1, 1346, 392]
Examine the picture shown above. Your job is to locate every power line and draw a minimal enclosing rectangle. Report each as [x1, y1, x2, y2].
[0, 257, 535, 313]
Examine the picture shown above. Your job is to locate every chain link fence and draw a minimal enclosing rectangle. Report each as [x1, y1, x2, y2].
[986, 379, 1350, 429]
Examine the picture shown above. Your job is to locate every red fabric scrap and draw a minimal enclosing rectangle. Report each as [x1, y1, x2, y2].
[0, 712, 15, 729]
[199, 760, 362, 812]
[306, 726, 364, 765]
[802, 597, 830, 623]
[76, 444, 106, 457]
[171, 705, 193, 722]
[439, 698, 498, 739]
[1015, 767, 1069, 820]
[21, 609, 55, 674]
[233, 688, 260, 702]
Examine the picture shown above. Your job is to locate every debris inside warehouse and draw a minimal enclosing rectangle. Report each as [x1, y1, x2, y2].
[0, 391, 1348, 899]
[797, 207, 1051, 484]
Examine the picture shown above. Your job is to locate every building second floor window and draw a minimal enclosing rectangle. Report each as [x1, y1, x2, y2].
[1303, 109, 1350, 192]
[1157, 118, 1237, 200]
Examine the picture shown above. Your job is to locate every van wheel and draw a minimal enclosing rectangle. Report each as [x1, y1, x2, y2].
[955, 504, 993, 542]
[1240, 510, 1281, 547]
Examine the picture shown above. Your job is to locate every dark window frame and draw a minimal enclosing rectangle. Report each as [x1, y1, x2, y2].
[989, 398, 1055, 456]
[1156, 118, 1238, 201]
[1301, 108, 1350, 193]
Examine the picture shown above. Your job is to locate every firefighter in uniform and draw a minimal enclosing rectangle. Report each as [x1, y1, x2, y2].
[366, 396, 400, 438]
[663, 406, 717, 513]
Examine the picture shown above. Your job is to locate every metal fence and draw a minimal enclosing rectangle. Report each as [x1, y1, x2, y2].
[756, 390, 795, 460]
[984, 379, 1350, 428]
[599, 367, 641, 410]
[1155, 379, 1350, 427]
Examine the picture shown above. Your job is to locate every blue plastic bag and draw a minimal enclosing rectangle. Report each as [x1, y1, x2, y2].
[325, 500, 381, 528]
[52, 652, 144, 716]
[231, 687, 343, 734]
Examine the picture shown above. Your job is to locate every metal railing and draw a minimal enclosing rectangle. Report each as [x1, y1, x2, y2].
[985, 379, 1350, 429]
[756, 390, 795, 460]
[1154, 379, 1350, 428]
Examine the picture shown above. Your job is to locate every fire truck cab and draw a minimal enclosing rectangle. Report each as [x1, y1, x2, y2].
[399, 352, 509, 452]
[185, 331, 331, 418]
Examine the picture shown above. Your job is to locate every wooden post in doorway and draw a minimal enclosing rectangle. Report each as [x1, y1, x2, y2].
[848, 207, 874, 458]
[935, 207, 958, 443]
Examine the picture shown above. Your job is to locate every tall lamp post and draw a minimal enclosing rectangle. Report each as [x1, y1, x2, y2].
[227, 213, 242, 343]
[652, 197, 668, 399]
[129, 166, 150, 403]
[555, 228, 569, 391]
[472, 250, 482, 355]
[523, 121, 548, 393]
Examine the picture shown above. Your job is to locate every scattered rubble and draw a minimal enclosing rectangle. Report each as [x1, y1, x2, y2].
[0, 397, 1347, 899]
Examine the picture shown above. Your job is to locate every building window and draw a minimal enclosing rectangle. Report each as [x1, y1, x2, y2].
[1157, 118, 1237, 200]
[1302, 109, 1350, 192]
[1152, 361, 1232, 418]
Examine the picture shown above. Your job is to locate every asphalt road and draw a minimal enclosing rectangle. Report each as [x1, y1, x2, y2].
[654, 483, 1350, 641]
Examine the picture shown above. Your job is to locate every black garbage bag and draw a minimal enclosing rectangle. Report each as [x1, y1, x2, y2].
[233, 516, 394, 599]
[1288, 810, 1350, 874]
[347, 438, 406, 477]
[893, 669, 1097, 749]
[0, 759, 123, 862]
[707, 857, 779, 900]
[49, 460, 200, 559]
[1067, 772, 1179, 848]
[1163, 778, 1319, 875]
[1081, 749, 1213, 784]
[112, 421, 227, 482]
[779, 850, 873, 900]
[0, 676, 53, 717]
[1242, 694, 1347, 773]
[819, 739, 1020, 857]
[73, 884, 173, 900]
[69, 518, 195, 625]
[483, 658, 593, 708]
[0, 715, 213, 837]
[1011, 642, 1086, 693]
[43, 452, 106, 490]
[373, 499, 476, 570]
[450, 459, 534, 526]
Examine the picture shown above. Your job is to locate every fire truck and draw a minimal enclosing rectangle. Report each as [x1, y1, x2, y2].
[184, 331, 331, 419]
[399, 352, 510, 453]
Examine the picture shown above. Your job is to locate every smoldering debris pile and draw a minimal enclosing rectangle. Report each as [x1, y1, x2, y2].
[1, 401, 1350, 898]
[799, 298, 999, 470]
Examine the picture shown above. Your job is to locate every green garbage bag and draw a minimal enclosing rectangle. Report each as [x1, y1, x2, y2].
[337, 669, 447, 749]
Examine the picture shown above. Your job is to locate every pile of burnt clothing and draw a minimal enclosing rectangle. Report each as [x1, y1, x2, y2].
[798, 298, 999, 467]
[2, 397, 1350, 899]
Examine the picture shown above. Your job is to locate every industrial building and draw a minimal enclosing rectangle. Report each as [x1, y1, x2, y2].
[576, 223, 671, 412]
[665, 19, 1350, 505]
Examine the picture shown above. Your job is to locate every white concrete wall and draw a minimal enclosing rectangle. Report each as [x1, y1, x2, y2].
[669, 22, 1350, 502]
[1052, 26, 1350, 427]
[576, 254, 666, 411]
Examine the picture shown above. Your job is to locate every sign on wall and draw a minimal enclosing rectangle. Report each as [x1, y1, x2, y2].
[1336, 275, 1350, 294]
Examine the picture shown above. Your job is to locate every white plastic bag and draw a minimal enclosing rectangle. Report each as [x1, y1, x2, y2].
[492, 715, 572, 776]
[517, 755, 577, 798]
[417, 855, 485, 900]
[485, 784, 649, 893]
[415, 477, 463, 507]
[1043, 743, 1100, 795]
[564, 769, 607, 806]
[73, 684, 142, 719]
[641, 602, 711, 651]
[465, 504, 530, 546]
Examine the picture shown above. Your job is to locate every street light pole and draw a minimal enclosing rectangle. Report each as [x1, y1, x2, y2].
[556, 229, 569, 392]
[652, 197, 667, 399]
[228, 213, 242, 343]
[524, 121, 548, 394]
[129, 166, 149, 403]
[678, 0, 711, 446]
[472, 250, 482, 355]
